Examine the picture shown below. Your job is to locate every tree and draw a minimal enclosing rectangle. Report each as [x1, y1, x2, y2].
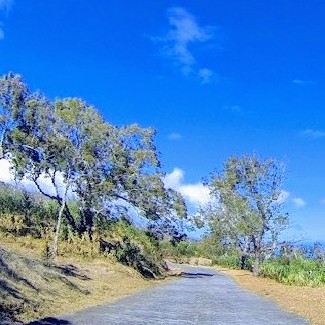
[201, 155, 289, 275]
[0, 72, 187, 255]
[0, 72, 29, 158]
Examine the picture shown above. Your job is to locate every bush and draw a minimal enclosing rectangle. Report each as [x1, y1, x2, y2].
[114, 236, 164, 278]
[260, 257, 325, 286]
[0, 183, 58, 237]
[0, 183, 26, 215]
[213, 254, 241, 269]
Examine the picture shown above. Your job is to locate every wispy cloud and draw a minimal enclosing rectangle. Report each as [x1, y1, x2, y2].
[0, 0, 13, 40]
[320, 198, 325, 205]
[292, 79, 309, 85]
[277, 190, 290, 204]
[223, 105, 242, 112]
[0, 159, 73, 198]
[155, 7, 216, 83]
[164, 168, 211, 207]
[0, 23, 4, 40]
[292, 197, 306, 208]
[0, 0, 13, 11]
[276, 191, 306, 208]
[167, 132, 183, 141]
[301, 129, 325, 139]
[198, 68, 214, 84]
[292, 79, 312, 86]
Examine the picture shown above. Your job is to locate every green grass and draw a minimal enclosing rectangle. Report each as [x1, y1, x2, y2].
[213, 254, 242, 269]
[260, 257, 325, 286]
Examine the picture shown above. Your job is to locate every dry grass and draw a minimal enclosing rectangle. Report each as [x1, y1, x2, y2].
[36, 257, 160, 319]
[215, 267, 325, 325]
[0, 235, 163, 323]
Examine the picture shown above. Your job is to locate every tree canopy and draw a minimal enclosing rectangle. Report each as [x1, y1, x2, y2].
[0, 72, 187, 256]
[200, 155, 289, 275]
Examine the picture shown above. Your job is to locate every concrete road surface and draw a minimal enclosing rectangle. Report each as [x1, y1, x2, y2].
[29, 264, 310, 325]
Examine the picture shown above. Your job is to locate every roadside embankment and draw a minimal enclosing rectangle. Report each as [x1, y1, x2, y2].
[0, 237, 165, 323]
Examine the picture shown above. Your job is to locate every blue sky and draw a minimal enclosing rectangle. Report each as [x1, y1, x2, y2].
[1, 1, 325, 241]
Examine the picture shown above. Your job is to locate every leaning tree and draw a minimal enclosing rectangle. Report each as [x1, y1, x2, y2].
[200, 155, 289, 275]
[0, 72, 187, 257]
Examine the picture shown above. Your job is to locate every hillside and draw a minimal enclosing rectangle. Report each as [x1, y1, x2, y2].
[0, 183, 170, 323]
[0, 235, 162, 323]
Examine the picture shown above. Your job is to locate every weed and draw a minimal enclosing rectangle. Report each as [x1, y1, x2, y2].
[260, 257, 325, 286]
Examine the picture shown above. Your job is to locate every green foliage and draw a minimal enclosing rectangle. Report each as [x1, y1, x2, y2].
[0, 183, 58, 237]
[111, 220, 163, 262]
[260, 257, 325, 286]
[160, 239, 203, 259]
[0, 183, 26, 214]
[211, 252, 253, 269]
[114, 236, 164, 278]
[200, 155, 288, 275]
[213, 254, 241, 269]
[0, 72, 187, 246]
[0, 184, 165, 276]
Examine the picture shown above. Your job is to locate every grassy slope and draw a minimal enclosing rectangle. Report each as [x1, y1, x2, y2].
[0, 235, 160, 323]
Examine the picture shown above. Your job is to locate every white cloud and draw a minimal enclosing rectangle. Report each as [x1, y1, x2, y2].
[164, 168, 184, 189]
[301, 129, 325, 139]
[293, 79, 307, 85]
[0, 0, 13, 11]
[156, 7, 215, 81]
[275, 191, 306, 208]
[292, 197, 306, 208]
[179, 183, 211, 206]
[164, 168, 211, 207]
[223, 105, 242, 112]
[198, 68, 213, 84]
[277, 190, 290, 204]
[0, 158, 14, 183]
[0, 158, 70, 197]
[0, 0, 13, 40]
[167, 132, 182, 141]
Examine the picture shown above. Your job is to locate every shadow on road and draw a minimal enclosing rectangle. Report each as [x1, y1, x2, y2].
[180, 272, 214, 278]
[27, 317, 72, 325]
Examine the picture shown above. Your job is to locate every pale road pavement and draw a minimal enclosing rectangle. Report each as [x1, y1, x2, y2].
[30, 264, 310, 325]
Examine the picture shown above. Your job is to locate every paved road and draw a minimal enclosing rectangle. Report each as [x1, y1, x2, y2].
[30, 264, 310, 325]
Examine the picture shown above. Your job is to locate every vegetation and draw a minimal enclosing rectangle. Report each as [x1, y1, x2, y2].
[260, 257, 325, 286]
[0, 237, 156, 323]
[0, 71, 187, 321]
[0, 183, 169, 322]
[1, 72, 324, 322]
[198, 155, 289, 275]
[0, 72, 187, 257]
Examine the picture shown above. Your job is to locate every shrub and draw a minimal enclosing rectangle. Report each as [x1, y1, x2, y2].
[213, 254, 241, 269]
[0, 184, 58, 237]
[260, 257, 325, 286]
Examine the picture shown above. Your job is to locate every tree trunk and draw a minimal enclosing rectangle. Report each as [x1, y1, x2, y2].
[252, 255, 260, 276]
[51, 198, 66, 258]
[78, 207, 94, 241]
[63, 204, 77, 230]
[240, 254, 248, 270]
